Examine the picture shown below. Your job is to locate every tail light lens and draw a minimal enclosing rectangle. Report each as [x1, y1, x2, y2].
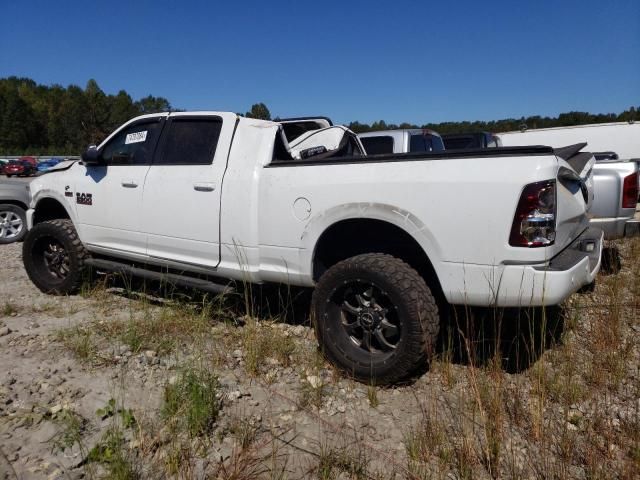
[510, 180, 556, 247]
[622, 172, 638, 209]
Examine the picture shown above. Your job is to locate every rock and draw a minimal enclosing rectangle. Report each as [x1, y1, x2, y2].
[50, 404, 63, 415]
[292, 325, 306, 336]
[0, 327, 10, 336]
[119, 345, 131, 355]
[232, 349, 243, 359]
[144, 350, 157, 358]
[227, 390, 243, 401]
[306, 375, 322, 389]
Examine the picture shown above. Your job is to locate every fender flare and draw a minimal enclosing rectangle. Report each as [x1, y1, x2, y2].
[299, 202, 443, 278]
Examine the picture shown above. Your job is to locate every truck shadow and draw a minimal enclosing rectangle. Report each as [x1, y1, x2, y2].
[240, 285, 566, 375]
[435, 304, 565, 374]
[99, 275, 563, 375]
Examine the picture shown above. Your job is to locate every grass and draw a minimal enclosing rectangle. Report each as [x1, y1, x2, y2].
[315, 440, 369, 480]
[241, 318, 297, 377]
[55, 324, 104, 365]
[367, 384, 379, 408]
[161, 365, 221, 438]
[2, 301, 19, 316]
[43, 238, 640, 479]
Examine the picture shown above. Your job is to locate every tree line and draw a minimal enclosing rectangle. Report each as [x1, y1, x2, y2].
[0, 76, 636, 154]
[347, 108, 638, 134]
[0, 77, 171, 155]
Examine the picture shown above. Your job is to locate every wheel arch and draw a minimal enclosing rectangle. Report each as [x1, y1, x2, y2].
[305, 204, 444, 299]
[32, 195, 73, 226]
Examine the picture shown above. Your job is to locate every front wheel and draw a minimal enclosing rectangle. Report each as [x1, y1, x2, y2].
[23, 219, 89, 294]
[312, 253, 439, 384]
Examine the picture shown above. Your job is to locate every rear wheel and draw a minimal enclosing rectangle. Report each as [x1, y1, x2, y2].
[23, 219, 89, 294]
[0, 204, 27, 244]
[312, 253, 439, 384]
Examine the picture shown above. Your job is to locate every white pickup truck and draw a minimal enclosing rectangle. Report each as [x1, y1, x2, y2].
[22, 112, 603, 383]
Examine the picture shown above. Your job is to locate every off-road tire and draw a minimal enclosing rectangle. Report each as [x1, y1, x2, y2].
[23, 219, 89, 295]
[312, 253, 439, 384]
[0, 204, 27, 244]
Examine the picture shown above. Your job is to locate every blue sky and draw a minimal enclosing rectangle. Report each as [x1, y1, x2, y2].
[1, 0, 638, 125]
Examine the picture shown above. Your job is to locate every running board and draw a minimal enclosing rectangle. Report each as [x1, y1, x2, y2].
[85, 258, 234, 295]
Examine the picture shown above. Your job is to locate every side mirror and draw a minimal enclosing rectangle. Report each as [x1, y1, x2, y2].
[81, 145, 102, 165]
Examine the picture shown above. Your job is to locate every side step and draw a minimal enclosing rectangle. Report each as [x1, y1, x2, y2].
[85, 258, 234, 295]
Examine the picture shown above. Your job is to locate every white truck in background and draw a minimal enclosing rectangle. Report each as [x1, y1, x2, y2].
[22, 112, 602, 383]
[497, 123, 640, 240]
[497, 122, 640, 160]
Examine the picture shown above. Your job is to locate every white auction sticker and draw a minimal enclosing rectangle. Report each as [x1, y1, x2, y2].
[125, 131, 148, 144]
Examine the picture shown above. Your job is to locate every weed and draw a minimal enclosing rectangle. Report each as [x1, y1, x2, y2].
[96, 398, 136, 428]
[56, 325, 102, 364]
[315, 441, 369, 480]
[49, 408, 87, 454]
[88, 426, 140, 480]
[228, 414, 260, 450]
[242, 319, 297, 376]
[298, 374, 326, 409]
[2, 301, 18, 316]
[367, 384, 379, 408]
[404, 406, 445, 464]
[95, 302, 211, 356]
[162, 366, 221, 437]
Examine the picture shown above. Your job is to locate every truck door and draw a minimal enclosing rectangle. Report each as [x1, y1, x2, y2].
[141, 113, 235, 269]
[74, 116, 165, 256]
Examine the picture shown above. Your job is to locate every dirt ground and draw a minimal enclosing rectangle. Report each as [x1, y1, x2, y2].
[1, 239, 639, 479]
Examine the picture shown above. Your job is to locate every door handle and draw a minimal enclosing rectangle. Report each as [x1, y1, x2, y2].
[194, 183, 215, 192]
[121, 181, 138, 188]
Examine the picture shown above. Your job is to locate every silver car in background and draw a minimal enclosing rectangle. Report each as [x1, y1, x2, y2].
[0, 180, 31, 243]
[590, 152, 639, 239]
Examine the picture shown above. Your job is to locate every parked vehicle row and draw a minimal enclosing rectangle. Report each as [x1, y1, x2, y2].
[19, 112, 603, 384]
[358, 129, 639, 241]
[1, 157, 62, 177]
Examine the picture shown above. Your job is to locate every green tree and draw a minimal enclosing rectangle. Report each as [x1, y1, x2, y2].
[84, 79, 110, 144]
[136, 95, 171, 114]
[108, 90, 140, 131]
[245, 103, 271, 120]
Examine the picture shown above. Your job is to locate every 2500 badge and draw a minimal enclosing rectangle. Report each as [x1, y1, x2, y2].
[76, 193, 93, 206]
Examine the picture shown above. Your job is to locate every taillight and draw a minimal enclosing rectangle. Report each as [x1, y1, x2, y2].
[509, 180, 556, 247]
[622, 173, 638, 209]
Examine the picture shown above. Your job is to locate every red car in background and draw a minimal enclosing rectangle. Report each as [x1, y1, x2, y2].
[2, 160, 36, 177]
[19, 156, 37, 168]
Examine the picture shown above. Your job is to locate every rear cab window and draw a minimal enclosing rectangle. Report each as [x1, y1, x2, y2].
[156, 117, 223, 165]
[360, 136, 394, 155]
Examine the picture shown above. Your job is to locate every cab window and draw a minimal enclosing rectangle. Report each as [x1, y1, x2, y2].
[100, 119, 164, 166]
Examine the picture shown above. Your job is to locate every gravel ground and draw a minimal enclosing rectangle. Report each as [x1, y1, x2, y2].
[1, 239, 638, 479]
